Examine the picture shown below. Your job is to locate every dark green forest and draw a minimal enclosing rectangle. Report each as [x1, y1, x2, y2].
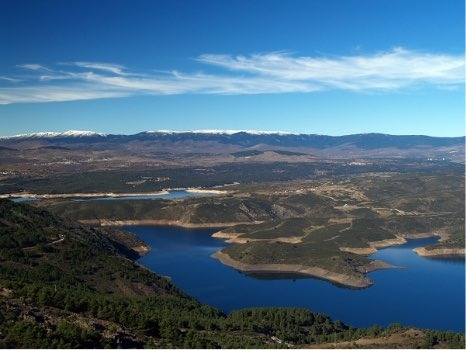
[0, 199, 464, 348]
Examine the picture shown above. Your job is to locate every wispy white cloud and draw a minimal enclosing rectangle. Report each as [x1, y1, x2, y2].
[1, 48, 464, 104]
[17, 63, 50, 71]
[0, 76, 22, 83]
[0, 84, 129, 104]
[69, 62, 129, 76]
[197, 48, 465, 90]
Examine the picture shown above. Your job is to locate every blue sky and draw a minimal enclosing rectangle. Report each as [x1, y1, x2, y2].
[1, 0, 464, 137]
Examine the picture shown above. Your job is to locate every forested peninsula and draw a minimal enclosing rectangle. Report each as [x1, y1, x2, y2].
[1, 199, 464, 348]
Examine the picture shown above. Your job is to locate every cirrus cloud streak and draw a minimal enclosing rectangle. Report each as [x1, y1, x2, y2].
[0, 48, 463, 104]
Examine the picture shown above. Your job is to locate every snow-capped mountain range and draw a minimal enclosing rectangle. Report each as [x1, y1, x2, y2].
[3, 129, 296, 139]
[2, 130, 107, 139]
[0, 129, 463, 162]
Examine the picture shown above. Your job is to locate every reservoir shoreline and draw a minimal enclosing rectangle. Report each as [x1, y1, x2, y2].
[100, 222, 463, 288]
[1, 188, 228, 200]
[129, 225, 465, 332]
[6, 190, 463, 285]
[211, 250, 374, 288]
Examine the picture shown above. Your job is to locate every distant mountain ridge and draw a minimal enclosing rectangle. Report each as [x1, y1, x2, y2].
[4, 129, 465, 136]
[2, 130, 106, 139]
[0, 130, 464, 161]
[3, 129, 464, 145]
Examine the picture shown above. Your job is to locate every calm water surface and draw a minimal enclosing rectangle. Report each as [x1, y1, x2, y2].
[129, 226, 465, 332]
[85, 190, 218, 200]
[11, 189, 217, 202]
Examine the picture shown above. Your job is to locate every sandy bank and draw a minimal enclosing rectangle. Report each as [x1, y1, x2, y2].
[185, 188, 228, 194]
[212, 231, 302, 244]
[1, 187, 229, 200]
[338, 236, 407, 256]
[211, 231, 250, 243]
[369, 236, 407, 249]
[412, 247, 465, 257]
[226, 236, 303, 244]
[211, 231, 242, 239]
[211, 251, 373, 289]
[79, 219, 245, 228]
[1, 191, 171, 200]
[339, 247, 377, 255]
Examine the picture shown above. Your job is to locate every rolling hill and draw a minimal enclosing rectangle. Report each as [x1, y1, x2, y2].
[0, 130, 464, 164]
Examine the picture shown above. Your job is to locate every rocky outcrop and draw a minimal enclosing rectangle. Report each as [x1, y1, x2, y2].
[413, 247, 465, 257]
